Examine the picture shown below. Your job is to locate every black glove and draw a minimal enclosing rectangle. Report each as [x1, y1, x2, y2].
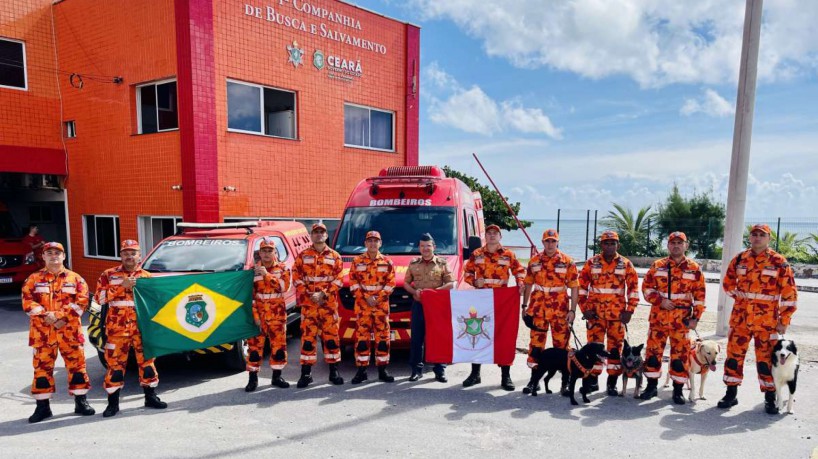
[620, 310, 633, 324]
[582, 310, 598, 321]
[523, 314, 547, 332]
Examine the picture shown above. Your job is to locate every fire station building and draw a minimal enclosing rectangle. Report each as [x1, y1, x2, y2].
[0, 0, 419, 281]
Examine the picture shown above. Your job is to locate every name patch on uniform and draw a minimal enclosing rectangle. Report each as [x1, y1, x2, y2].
[682, 273, 696, 280]
[654, 271, 668, 277]
[355, 264, 367, 271]
[34, 284, 50, 293]
[555, 267, 567, 274]
[498, 256, 510, 266]
[736, 265, 747, 276]
[591, 268, 602, 274]
[377, 264, 389, 272]
[110, 277, 124, 285]
[530, 263, 542, 273]
[614, 269, 625, 275]
[474, 256, 484, 264]
[323, 257, 335, 265]
[762, 269, 778, 277]
[303, 256, 315, 264]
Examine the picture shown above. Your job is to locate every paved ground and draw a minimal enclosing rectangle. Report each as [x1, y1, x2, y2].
[1, 291, 816, 458]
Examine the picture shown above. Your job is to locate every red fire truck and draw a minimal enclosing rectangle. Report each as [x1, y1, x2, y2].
[332, 166, 485, 348]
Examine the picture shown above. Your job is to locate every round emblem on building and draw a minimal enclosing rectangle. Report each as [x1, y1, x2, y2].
[313, 50, 325, 70]
[287, 41, 304, 68]
[176, 293, 216, 333]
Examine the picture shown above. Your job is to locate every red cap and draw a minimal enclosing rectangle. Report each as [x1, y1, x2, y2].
[120, 239, 140, 251]
[668, 231, 687, 242]
[311, 223, 327, 232]
[542, 229, 559, 241]
[600, 230, 619, 242]
[485, 224, 501, 233]
[365, 231, 381, 241]
[259, 237, 277, 250]
[42, 242, 64, 252]
[750, 224, 771, 234]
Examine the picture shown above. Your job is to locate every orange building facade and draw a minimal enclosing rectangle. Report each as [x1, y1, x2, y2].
[0, 0, 419, 282]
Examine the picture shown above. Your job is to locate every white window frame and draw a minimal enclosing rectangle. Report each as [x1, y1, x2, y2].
[137, 215, 182, 252]
[136, 78, 179, 134]
[83, 215, 121, 260]
[0, 37, 28, 91]
[226, 78, 298, 140]
[343, 102, 395, 152]
[64, 121, 76, 139]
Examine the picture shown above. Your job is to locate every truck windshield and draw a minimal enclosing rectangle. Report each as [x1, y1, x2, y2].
[333, 207, 457, 255]
[141, 239, 248, 273]
[0, 212, 21, 238]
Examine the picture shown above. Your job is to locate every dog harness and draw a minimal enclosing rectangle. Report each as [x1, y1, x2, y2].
[567, 350, 594, 378]
[622, 364, 641, 378]
[690, 341, 710, 375]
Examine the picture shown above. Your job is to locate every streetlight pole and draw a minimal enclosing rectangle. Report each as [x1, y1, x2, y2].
[716, 0, 763, 336]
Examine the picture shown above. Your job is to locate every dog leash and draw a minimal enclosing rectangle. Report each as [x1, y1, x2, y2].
[569, 322, 584, 350]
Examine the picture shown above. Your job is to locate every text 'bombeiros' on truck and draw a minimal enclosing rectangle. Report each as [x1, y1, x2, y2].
[332, 166, 486, 348]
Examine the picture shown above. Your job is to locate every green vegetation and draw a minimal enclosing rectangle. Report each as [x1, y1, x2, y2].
[443, 166, 532, 231]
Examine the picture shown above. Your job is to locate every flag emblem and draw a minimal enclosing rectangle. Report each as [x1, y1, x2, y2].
[150, 282, 244, 343]
[182, 294, 211, 330]
[457, 307, 491, 349]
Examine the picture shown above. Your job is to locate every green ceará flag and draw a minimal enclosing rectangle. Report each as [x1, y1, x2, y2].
[135, 271, 260, 359]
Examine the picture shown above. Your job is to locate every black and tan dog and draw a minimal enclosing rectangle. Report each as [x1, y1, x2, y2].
[526, 342, 611, 405]
[620, 339, 645, 398]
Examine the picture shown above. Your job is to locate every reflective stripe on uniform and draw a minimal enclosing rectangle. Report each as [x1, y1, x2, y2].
[300, 355, 318, 361]
[670, 374, 688, 384]
[306, 276, 333, 282]
[375, 356, 389, 362]
[737, 291, 780, 301]
[27, 306, 45, 316]
[628, 292, 640, 299]
[110, 300, 135, 307]
[759, 379, 775, 388]
[578, 289, 589, 296]
[256, 293, 283, 300]
[644, 370, 661, 378]
[590, 287, 624, 295]
[780, 300, 797, 307]
[70, 303, 84, 315]
[483, 279, 504, 285]
[532, 285, 567, 293]
[723, 375, 742, 383]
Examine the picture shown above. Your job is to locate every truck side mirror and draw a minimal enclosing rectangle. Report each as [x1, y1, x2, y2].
[464, 235, 482, 259]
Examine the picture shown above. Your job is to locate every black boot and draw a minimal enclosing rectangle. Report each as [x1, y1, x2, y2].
[28, 399, 52, 423]
[587, 375, 599, 393]
[271, 370, 290, 388]
[144, 387, 167, 409]
[408, 368, 423, 382]
[500, 366, 515, 391]
[328, 364, 344, 385]
[606, 375, 619, 396]
[717, 385, 738, 409]
[672, 383, 686, 405]
[74, 394, 95, 415]
[103, 390, 120, 418]
[462, 364, 482, 387]
[434, 368, 448, 383]
[245, 372, 259, 392]
[639, 378, 659, 400]
[351, 367, 368, 384]
[378, 366, 395, 383]
[522, 369, 541, 395]
[296, 365, 313, 388]
[764, 391, 779, 414]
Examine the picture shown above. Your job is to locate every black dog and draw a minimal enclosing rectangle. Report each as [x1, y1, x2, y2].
[620, 339, 645, 398]
[527, 342, 610, 405]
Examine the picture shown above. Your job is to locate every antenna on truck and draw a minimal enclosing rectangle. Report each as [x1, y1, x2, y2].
[472, 153, 538, 257]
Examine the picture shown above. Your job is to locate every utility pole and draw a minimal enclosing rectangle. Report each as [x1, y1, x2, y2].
[716, 0, 763, 336]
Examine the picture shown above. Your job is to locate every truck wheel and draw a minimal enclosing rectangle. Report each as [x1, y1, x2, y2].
[222, 339, 249, 371]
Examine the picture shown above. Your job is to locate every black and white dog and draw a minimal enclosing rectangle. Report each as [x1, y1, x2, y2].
[527, 342, 610, 406]
[771, 339, 799, 414]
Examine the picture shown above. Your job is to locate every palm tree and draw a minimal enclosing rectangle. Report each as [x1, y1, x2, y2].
[600, 203, 657, 256]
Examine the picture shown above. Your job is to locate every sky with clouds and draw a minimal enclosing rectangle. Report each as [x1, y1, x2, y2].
[351, 0, 818, 219]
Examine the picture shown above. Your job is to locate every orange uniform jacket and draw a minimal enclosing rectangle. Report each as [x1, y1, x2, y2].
[578, 254, 639, 320]
[23, 268, 90, 345]
[723, 248, 797, 328]
[641, 257, 706, 323]
[95, 266, 152, 337]
[464, 246, 525, 288]
[292, 246, 344, 305]
[253, 261, 291, 317]
[349, 253, 395, 307]
[524, 250, 579, 311]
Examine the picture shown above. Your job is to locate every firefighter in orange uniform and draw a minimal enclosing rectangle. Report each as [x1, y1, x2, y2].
[719, 224, 797, 414]
[462, 224, 525, 390]
[22, 242, 95, 423]
[244, 237, 292, 392]
[349, 231, 396, 384]
[578, 230, 639, 396]
[95, 239, 167, 417]
[639, 232, 706, 404]
[521, 229, 579, 395]
[292, 223, 345, 388]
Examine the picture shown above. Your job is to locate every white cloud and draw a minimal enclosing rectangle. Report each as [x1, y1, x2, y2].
[411, 0, 818, 88]
[681, 89, 735, 117]
[424, 63, 562, 138]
